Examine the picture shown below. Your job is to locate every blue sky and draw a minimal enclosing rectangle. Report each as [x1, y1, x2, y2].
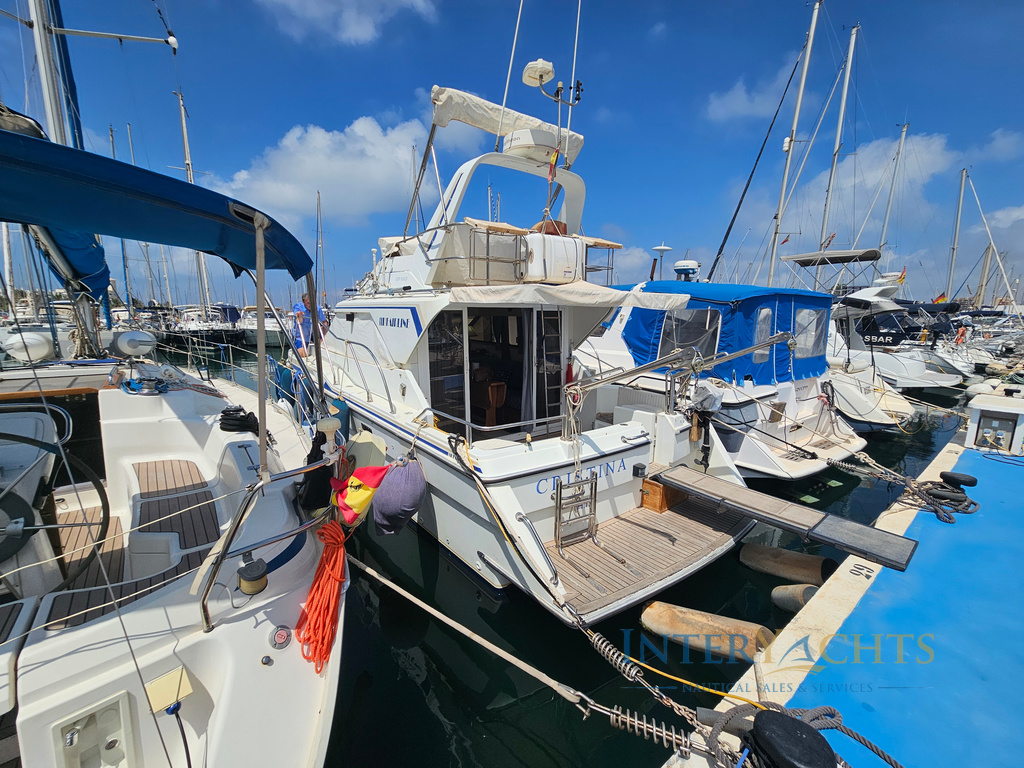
[2, 0, 1023, 308]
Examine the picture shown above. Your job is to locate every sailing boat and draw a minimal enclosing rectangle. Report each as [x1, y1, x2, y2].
[1, 7, 347, 759]
[0, 114, 345, 766]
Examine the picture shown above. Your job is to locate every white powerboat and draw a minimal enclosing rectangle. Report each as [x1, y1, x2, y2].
[239, 305, 289, 347]
[321, 83, 902, 626]
[831, 287, 962, 392]
[826, 358, 917, 432]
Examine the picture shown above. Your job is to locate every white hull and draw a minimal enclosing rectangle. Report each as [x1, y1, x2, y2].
[0, 368, 342, 767]
[343, 393, 750, 624]
[243, 326, 288, 347]
[828, 364, 916, 433]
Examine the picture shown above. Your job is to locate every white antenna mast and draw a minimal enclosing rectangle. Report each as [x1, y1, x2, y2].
[563, 0, 583, 167]
[494, 0, 526, 151]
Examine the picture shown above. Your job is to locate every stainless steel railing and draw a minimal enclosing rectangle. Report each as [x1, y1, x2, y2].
[335, 339, 396, 414]
[411, 407, 562, 447]
[199, 457, 332, 632]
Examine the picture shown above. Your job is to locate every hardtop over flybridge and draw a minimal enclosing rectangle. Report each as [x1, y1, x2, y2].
[322, 80, 916, 625]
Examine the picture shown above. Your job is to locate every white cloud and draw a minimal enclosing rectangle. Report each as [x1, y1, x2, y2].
[775, 132, 956, 258]
[613, 246, 656, 284]
[706, 56, 798, 123]
[649, 22, 667, 39]
[983, 204, 1024, 230]
[966, 128, 1024, 164]
[254, 0, 437, 45]
[210, 117, 429, 231]
[600, 223, 629, 243]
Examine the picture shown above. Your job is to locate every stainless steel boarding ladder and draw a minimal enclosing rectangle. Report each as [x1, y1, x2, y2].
[553, 470, 628, 577]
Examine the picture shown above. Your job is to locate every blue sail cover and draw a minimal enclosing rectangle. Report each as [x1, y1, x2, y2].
[0, 130, 313, 294]
[619, 281, 833, 385]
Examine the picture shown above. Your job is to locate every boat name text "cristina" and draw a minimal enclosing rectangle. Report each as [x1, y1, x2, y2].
[379, 316, 410, 329]
[536, 458, 628, 494]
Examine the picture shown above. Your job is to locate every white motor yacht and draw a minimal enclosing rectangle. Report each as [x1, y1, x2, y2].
[321, 84, 909, 626]
[831, 287, 962, 392]
[240, 305, 289, 347]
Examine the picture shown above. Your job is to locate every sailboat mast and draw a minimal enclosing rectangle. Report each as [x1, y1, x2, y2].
[946, 168, 967, 299]
[176, 91, 212, 314]
[977, 244, 994, 309]
[816, 24, 858, 291]
[317, 191, 327, 307]
[159, 245, 173, 308]
[767, 0, 821, 287]
[2, 223, 14, 314]
[878, 123, 908, 272]
[28, 0, 67, 146]
[126, 123, 158, 306]
[109, 126, 134, 320]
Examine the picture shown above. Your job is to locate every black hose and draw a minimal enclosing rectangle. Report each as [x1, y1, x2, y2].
[166, 702, 193, 768]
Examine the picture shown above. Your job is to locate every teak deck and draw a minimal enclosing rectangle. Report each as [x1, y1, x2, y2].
[545, 502, 749, 616]
[134, 459, 208, 498]
[45, 459, 220, 629]
[59, 507, 127, 587]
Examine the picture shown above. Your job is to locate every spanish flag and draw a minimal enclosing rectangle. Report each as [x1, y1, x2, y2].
[934, 292, 947, 304]
[548, 148, 560, 183]
[897, 266, 906, 285]
[330, 465, 390, 525]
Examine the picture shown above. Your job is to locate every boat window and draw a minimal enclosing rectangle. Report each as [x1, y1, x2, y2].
[427, 310, 466, 433]
[794, 308, 828, 358]
[657, 308, 721, 360]
[753, 307, 773, 363]
[467, 308, 529, 436]
[590, 307, 620, 339]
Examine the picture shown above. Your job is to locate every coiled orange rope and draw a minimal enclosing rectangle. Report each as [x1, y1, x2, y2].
[295, 520, 347, 673]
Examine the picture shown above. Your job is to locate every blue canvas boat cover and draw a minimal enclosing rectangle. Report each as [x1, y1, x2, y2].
[0, 130, 313, 298]
[618, 281, 833, 385]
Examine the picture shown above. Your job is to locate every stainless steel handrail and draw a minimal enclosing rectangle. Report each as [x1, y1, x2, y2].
[411, 407, 562, 446]
[572, 332, 795, 395]
[222, 505, 333, 560]
[154, 337, 325, 416]
[199, 457, 330, 632]
[514, 512, 559, 586]
[338, 339, 396, 414]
